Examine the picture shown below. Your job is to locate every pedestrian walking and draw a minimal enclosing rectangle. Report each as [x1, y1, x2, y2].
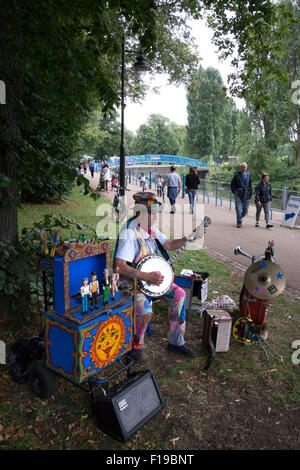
[185, 167, 200, 214]
[89, 161, 95, 178]
[156, 175, 163, 197]
[102, 162, 111, 192]
[230, 162, 252, 228]
[139, 172, 147, 192]
[111, 174, 118, 190]
[255, 172, 273, 229]
[164, 166, 181, 214]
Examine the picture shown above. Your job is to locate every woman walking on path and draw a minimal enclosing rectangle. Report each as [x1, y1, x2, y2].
[185, 167, 200, 214]
[255, 172, 273, 229]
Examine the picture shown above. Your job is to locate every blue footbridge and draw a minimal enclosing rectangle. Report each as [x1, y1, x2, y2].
[99, 154, 208, 169]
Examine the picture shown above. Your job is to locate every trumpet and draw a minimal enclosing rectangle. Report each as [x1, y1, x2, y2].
[234, 246, 255, 262]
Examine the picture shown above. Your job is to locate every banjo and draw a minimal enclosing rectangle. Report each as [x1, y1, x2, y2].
[135, 216, 211, 298]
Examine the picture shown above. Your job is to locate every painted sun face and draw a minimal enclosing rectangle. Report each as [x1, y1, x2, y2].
[90, 315, 126, 368]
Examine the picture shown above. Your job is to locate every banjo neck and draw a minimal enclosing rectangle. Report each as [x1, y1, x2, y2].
[167, 218, 208, 265]
[167, 240, 190, 265]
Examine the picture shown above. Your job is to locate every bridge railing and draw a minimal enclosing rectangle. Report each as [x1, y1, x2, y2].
[95, 154, 208, 169]
[194, 180, 300, 219]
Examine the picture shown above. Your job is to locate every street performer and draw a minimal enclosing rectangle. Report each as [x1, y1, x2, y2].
[113, 192, 203, 363]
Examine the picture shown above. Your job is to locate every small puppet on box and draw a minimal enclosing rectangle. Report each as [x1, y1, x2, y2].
[89, 272, 99, 311]
[80, 278, 90, 314]
[111, 267, 120, 300]
[101, 268, 111, 306]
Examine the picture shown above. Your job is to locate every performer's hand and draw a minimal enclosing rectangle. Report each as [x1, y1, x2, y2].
[145, 271, 164, 286]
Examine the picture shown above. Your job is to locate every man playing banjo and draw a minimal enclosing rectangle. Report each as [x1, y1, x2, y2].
[114, 192, 205, 363]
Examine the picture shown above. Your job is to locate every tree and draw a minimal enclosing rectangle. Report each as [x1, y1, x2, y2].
[233, 1, 300, 167]
[186, 66, 227, 158]
[132, 114, 181, 155]
[204, 0, 294, 108]
[0, 0, 201, 247]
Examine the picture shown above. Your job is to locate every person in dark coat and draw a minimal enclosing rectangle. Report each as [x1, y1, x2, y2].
[185, 167, 200, 214]
[230, 162, 252, 227]
[255, 172, 273, 229]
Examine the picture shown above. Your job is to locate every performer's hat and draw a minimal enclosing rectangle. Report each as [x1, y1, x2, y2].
[133, 192, 162, 214]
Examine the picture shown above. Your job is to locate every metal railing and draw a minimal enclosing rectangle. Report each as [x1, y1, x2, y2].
[127, 170, 300, 220]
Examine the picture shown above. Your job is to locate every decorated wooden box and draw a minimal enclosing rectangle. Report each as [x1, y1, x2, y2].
[44, 241, 134, 384]
[174, 270, 209, 319]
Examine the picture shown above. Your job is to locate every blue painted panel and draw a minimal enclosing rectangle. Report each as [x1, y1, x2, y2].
[45, 297, 134, 384]
[175, 276, 193, 288]
[47, 323, 76, 375]
[53, 256, 65, 315]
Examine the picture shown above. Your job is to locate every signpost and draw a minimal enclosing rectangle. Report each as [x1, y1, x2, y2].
[281, 195, 300, 228]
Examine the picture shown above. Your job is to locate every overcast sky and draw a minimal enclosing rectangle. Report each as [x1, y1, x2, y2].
[124, 18, 244, 133]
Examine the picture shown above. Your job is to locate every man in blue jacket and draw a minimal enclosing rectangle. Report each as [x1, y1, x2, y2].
[230, 162, 252, 228]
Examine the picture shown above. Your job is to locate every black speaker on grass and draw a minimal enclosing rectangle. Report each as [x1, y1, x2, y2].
[92, 370, 164, 442]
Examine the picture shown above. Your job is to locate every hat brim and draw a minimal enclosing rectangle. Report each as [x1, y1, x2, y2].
[132, 202, 163, 214]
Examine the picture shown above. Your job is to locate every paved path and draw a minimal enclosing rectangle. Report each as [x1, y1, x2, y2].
[87, 173, 300, 299]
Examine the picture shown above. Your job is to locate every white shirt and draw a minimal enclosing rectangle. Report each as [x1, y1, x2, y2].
[80, 285, 90, 296]
[115, 219, 167, 264]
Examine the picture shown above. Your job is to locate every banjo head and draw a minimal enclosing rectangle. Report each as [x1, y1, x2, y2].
[136, 255, 174, 297]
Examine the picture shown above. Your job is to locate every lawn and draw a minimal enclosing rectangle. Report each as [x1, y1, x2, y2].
[0, 184, 299, 450]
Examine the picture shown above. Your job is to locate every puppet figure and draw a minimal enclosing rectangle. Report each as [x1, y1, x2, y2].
[80, 277, 90, 314]
[89, 271, 99, 310]
[111, 268, 120, 300]
[101, 269, 111, 305]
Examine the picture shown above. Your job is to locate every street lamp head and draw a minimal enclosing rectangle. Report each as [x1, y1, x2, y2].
[132, 52, 151, 74]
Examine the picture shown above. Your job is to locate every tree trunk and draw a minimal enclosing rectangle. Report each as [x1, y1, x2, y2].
[0, 129, 19, 246]
[0, 7, 24, 317]
[0, 8, 24, 245]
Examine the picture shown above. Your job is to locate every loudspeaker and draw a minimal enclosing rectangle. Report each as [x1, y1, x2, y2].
[92, 370, 164, 442]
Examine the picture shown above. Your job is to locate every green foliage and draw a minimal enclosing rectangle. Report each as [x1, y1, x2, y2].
[186, 66, 236, 158]
[0, 212, 105, 320]
[130, 114, 186, 155]
[204, 0, 295, 109]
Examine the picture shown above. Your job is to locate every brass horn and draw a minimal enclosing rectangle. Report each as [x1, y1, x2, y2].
[234, 246, 255, 261]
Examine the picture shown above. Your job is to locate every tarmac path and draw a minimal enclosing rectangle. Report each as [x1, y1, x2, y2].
[86, 172, 300, 300]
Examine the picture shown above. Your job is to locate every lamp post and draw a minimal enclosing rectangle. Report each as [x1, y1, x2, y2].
[119, 32, 150, 197]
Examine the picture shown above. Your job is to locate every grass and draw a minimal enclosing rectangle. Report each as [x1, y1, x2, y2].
[18, 184, 108, 238]
[0, 184, 299, 450]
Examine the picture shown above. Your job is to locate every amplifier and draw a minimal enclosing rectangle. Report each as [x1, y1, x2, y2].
[92, 370, 164, 441]
[202, 309, 232, 369]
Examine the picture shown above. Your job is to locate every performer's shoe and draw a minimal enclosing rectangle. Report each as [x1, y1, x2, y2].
[167, 343, 197, 358]
[127, 348, 144, 363]
[255, 223, 259, 227]
[237, 222, 242, 228]
[90, 306, 94, 311]
[266, 224, 273, 229]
